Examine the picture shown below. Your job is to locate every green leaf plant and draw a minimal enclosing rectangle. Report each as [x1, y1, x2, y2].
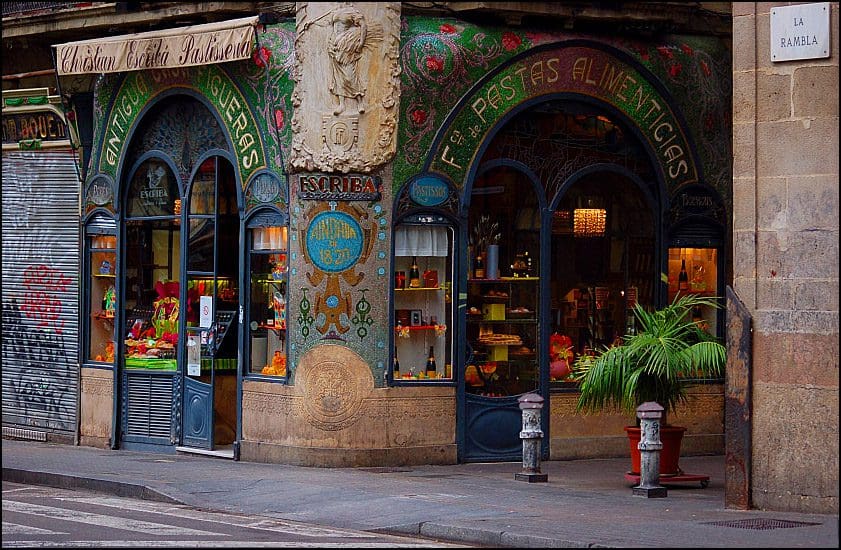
[572, 293, 726, 426]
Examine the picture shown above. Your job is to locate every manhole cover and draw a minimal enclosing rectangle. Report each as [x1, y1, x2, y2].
[702, 518, 821, 530]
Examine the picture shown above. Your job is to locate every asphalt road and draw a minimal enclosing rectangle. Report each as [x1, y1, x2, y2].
[2, 481, 474, 548]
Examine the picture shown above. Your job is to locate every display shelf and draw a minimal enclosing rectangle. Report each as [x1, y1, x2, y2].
[93, 273, 116, 278]
[395, 286, 441, 291]
[469, 319, 537, 325]
[466, 277, 539, 396]
[92, 312, 115, 321]
[469, 276, 539, 283]
[393, 243, 453, 381]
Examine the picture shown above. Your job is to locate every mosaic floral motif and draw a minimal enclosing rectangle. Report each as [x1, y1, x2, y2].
[619, 35, 732, 202]
[396, 19, 528, 181]
[396, 18, 732, 207]
[215, 23, 296, 178]
[289, 193, 391, 386]
[297, 287, 314, 339]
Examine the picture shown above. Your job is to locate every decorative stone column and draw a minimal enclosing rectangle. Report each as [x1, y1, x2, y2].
[633, 401, 667, 498]
[515, 393, 547, 482]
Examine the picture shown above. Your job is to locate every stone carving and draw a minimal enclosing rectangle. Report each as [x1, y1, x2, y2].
[295, 344, 373, 431]
[291, 2, 401, 173]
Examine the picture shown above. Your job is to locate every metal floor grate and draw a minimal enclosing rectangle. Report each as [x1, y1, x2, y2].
[703, 518, 822, 530]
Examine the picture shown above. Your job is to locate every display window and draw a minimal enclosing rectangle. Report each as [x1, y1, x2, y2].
[392, 215, 455, 382]
[246, 216, 288, 378]
[87, 231, 116, 364]
[122, 158, 182, 371]
[466, 167, 541, 396]
[668, 247, 719, 336]
[548, 172, 656, 383]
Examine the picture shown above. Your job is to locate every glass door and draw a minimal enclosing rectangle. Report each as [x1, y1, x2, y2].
[120, 158, 182, 451]
[462, 165, 543, 462]
[181, 157, 239, 450]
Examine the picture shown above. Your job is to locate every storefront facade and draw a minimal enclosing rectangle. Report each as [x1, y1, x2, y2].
[68, 5, 731, 465]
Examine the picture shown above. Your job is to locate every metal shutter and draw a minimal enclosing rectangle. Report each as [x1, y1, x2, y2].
[1, 149, 81, 438]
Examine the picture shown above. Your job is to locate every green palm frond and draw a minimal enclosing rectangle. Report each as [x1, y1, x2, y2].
[573, 293, 727, 419]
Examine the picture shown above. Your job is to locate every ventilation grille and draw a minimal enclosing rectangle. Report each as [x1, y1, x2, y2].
[703, 518, 822, 530]
[2, 427, 47, 441]
[126, 374, 172, 439]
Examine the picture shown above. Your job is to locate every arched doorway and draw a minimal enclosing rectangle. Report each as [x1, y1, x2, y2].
[118, 96, 240, 455]
[461, 98, 661, 461]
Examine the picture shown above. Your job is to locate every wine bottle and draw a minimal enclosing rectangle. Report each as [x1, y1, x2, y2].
[409, 256, 421, 288]
[474, 254, 485, 279]
[426, 345, 437, 377]
[393, 346, 400, 377]
[678, 259, 689, 291]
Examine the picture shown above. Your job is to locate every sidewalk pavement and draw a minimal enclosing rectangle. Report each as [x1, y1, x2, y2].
[2, 438, 837, 548]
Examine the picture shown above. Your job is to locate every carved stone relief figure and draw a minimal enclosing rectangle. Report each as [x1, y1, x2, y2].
[291, 2, 401, 173]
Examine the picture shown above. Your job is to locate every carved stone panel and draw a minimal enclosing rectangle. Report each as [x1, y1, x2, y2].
[291, 2, 401, 173]
[295, 344, 374, 431]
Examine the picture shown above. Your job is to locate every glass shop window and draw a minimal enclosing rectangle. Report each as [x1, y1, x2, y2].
[392, 217, 455, 382]
[247, 220, 288, 377]
[87, 231, 116, 364]
[667, 247, 720, 336]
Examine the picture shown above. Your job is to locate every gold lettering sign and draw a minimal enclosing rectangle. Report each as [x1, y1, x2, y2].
[55, 17, 258, 76]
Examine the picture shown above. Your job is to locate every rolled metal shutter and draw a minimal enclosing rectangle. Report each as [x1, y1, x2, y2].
[1, 149, 81, 439]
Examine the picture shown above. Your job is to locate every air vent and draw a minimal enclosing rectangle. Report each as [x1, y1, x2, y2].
[703, 518, 821, 530]
[126, 373, 172, 438]
[2, 427, 47, 441]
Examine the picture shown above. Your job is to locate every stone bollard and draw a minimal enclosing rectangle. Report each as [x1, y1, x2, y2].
[632, 401, 667, 498]
[514, 393, 547, 482]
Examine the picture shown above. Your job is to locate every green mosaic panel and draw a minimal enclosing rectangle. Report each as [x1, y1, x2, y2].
[396, 17, 731, 207]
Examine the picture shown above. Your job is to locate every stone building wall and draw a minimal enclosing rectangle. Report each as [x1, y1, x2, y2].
[732, 2, 839, 514]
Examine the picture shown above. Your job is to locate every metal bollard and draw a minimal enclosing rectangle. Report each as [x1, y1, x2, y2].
[632, 401, 667, 498]
[514, 393, 547, 482]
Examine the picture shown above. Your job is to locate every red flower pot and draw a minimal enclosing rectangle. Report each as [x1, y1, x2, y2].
[624, 425, 687, 476]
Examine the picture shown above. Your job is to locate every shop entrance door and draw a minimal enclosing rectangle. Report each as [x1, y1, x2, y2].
[461, 163, 547, 462]
[181, 157, 239, 452]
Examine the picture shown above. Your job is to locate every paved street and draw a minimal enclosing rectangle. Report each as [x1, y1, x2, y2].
[2, 481, 472, 548]
[4, 440, 838, 548]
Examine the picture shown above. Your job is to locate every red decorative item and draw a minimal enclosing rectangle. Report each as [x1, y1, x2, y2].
[549, 360, 571, 380]
[439, 23, 456, 34]
[549, 333, 574, 380]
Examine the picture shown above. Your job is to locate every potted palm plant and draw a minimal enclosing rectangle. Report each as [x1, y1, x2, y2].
[572, 293, 726, 475]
